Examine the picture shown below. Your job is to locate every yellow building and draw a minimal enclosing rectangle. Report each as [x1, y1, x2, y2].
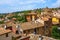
[52, 17, 59, 23]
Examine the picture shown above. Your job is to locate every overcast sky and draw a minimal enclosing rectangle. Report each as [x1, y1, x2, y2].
[0, 0, 60, 13]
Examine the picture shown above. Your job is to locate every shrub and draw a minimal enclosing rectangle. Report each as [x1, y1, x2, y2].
[0, 21, 4, 24]
[51, 26, 60, 39]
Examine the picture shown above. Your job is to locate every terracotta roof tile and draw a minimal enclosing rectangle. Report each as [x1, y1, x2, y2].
[20, 21, 44, 30]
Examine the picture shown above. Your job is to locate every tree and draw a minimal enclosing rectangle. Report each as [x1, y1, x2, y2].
[0, 21, 4, 24]
[0, 15, 3, 18]
[36, 8, 41, 14]
[51, 26, 60, 39]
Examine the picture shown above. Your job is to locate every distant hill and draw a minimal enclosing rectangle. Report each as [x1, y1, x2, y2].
[0, 7, 60, 15]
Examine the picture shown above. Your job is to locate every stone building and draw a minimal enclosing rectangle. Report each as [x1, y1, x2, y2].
[41, 7, 53, 16]
[20, 21, 44, 35]
[25, 11, 37, 22]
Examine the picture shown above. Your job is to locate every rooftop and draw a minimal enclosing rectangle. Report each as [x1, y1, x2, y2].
[20, 21, 44, 30]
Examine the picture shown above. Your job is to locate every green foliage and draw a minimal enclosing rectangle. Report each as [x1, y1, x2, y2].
[17, 16, 26, 23]
[51, 26, 60, 39]
[14, 10, 31, 14]
[8, 14, 26, 23]
[0, 21, 4, 24]
[0, 15, 4, 18]
[8, 17, 12, 19]
[36, 8, 41, 14]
